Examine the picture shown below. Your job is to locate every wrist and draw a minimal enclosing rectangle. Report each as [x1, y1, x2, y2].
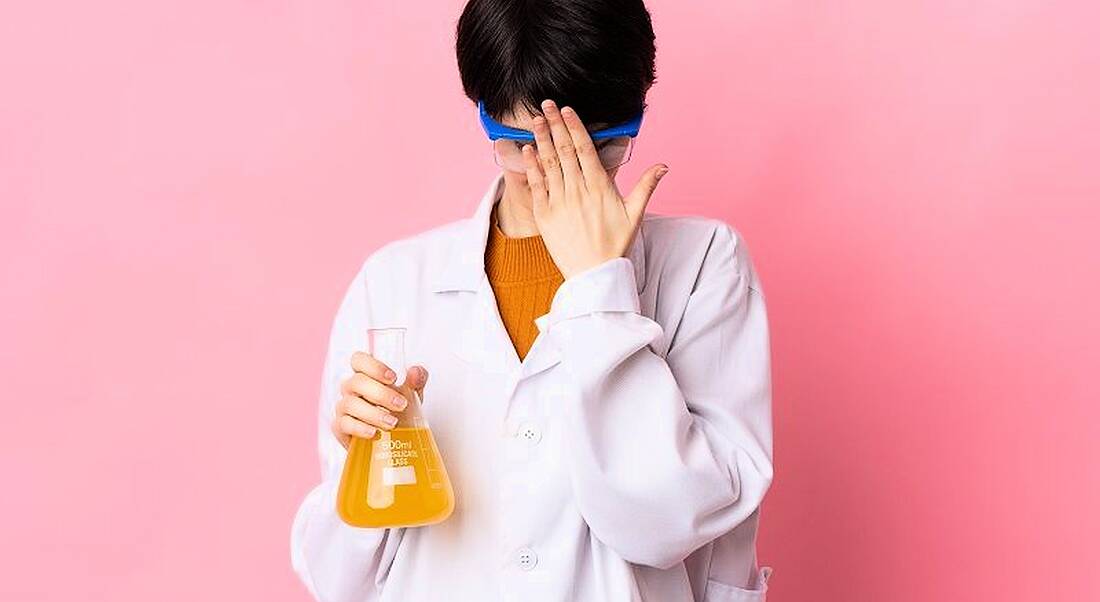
[561, 253, 624, 280]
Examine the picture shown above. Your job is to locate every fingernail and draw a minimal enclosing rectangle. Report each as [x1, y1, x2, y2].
[383, 414, 398, 427]
[393, 394, 408, 409]
[656, 167, 669, 180]
[384, 369, 396, 382]
[561, 106, 574, 117]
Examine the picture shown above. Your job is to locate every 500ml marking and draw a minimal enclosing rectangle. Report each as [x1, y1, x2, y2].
[374, 438, 420, 466]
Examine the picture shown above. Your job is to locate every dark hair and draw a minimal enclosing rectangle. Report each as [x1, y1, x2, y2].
[455, 0, 657, 128]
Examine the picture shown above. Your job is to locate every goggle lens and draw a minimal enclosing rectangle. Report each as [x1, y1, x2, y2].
[493, 136, 634, 174]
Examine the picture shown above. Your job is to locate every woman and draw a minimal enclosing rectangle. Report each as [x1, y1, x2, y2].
[290, 1, 774, 600]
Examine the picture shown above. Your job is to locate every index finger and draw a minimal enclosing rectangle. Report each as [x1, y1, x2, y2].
[350, 351, 398, 384]
[560, 106, 609, 191]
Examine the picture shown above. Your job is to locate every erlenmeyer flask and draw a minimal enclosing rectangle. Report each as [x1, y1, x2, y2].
[336, 327, 455, 527]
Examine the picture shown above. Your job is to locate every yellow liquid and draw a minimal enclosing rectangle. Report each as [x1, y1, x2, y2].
[337, 426, 455, 528]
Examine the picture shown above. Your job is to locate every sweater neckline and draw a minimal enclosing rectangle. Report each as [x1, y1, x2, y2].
[484, 203, 562, 283]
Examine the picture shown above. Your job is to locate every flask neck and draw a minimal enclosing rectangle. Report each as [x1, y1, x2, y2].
[393, 382, 427, 429]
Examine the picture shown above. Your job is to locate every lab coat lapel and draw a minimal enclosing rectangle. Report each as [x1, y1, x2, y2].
[457, 274, 522, 375]
[433, 174, 518, 376]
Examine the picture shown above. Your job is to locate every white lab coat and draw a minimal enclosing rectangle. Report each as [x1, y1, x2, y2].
[290, 173, 774, 601]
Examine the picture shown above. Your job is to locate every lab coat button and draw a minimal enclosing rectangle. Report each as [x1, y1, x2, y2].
[516, 422, 542, 445]
[516, 547, 538, 570]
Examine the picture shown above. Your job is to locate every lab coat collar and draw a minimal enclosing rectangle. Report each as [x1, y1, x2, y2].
[429, 173, 647, 293]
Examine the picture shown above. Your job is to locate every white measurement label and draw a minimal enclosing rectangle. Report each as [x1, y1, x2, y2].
[382, 465, 417, 486]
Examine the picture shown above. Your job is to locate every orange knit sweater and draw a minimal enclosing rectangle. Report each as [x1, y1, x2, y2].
[484, 206, 564, 361]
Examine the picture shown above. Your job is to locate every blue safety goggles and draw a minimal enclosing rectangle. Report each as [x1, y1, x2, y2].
[478, 99, 643, 172]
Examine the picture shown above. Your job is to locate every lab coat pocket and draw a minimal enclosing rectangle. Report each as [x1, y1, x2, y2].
[703, 567, 771, 602]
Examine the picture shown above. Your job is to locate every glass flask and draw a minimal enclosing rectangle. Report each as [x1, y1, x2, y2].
[336, 327, 455, 527]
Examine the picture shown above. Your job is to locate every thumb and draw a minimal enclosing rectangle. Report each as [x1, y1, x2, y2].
[624, 163, 669, 224]
[408, 365, 429, 396]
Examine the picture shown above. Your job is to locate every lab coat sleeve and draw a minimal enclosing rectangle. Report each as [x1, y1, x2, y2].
[536, 222, 773, 569]
[290, 257, 405, 601]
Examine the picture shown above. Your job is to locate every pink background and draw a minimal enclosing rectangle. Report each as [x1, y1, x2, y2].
[2, 1, 1097, 600]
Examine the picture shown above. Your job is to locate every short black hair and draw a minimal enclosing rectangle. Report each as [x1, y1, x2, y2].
[455, 0, 657, 128]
